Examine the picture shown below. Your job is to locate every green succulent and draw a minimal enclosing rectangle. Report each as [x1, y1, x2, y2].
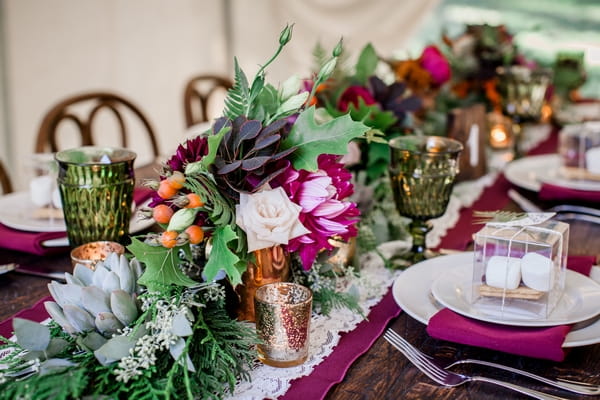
[45, 253, 142, 339]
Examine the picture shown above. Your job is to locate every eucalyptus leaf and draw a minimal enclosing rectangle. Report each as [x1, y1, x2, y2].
[13, 318, 50, 351]
[169, 338, 196, 372]
[39, 358, 77, 376]
[94, 336, 136, 366]
[171, 311, 193, 337]
[46, 337, 69, 358]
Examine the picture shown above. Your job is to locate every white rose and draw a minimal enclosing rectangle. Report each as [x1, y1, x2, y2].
[236, 187, 310, 252]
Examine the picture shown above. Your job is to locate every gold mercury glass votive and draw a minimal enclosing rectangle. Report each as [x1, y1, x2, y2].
[254, 282, 313, 368]
[70, 240, 125, 270]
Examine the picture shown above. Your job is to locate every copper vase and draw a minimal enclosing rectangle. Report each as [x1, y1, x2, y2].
[236, 245, 290, 322]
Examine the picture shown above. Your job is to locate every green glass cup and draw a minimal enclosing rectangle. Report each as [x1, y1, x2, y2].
[388, 136, 463, 265]
[55, 147, 136, 247]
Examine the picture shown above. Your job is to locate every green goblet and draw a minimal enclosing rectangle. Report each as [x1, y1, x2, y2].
[388, 135, 463, 266]
[56, 146, 136, 247]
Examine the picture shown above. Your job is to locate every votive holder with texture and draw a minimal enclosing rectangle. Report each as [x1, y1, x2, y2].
[254, 282, 312, 368]
[56, 146, 136, 247]
[70, 240, 125, 270]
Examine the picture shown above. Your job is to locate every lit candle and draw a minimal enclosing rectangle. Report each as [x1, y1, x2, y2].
[489, 123, 512, 149]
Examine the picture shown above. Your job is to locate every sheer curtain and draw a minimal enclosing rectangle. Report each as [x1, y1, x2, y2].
[230, 0, 440, 82]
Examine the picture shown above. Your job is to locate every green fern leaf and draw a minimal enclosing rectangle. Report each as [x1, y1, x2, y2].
[224, 57, 250, 119]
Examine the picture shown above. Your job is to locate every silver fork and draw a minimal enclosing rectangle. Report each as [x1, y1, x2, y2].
[383, 329, 569, 400]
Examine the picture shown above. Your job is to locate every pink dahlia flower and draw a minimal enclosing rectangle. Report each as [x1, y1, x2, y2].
[420, 45, 451, 87]
[338, 85, 377, 112]
[274, 154, 360, 269]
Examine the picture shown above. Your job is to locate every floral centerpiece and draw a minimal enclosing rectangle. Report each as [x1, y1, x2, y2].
[0, 25, 370, 400]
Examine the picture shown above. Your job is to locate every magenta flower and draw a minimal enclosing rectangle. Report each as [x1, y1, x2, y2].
[149, 135, 209, 207]
[274, 154, 360, 269]
[419, 45, 451, 87]
[337, 85, 377, 112]
[167, 136, 209, 172]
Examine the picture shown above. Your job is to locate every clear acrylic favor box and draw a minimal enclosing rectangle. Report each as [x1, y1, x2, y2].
[471, 219, 569, 320]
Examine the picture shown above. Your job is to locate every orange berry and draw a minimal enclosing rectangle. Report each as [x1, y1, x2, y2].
[185, 193, 204, 208]
[185, 225, 204, 245]
[160, 230, 179, 248]
[158, 179, 178, 199]
[152, 204, 174, 224]
[167, 171, 185, 190]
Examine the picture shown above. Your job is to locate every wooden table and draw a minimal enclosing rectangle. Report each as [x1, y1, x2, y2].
[1, 176, 599, 399]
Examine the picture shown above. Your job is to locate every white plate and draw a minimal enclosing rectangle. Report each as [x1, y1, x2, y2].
[0, 192, 66, 232]
[392, 252, 600, 348]
[432, 264, 600, 327]
[0, 192, 155, 244]
[504, 154, 600, 192]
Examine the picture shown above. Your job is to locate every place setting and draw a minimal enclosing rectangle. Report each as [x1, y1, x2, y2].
[504, 120, 600, 203]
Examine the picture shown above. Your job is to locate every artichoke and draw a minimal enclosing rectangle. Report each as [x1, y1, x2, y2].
[212, 115, 297, 198]
[44, 253, 142, 338]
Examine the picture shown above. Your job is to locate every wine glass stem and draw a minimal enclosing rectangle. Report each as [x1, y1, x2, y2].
[409, 219, 431, 261]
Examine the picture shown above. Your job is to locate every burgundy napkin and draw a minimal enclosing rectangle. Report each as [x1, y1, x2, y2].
[426, 256, 595, 362]
[0, 296, 51, 341]
[539, 182, 600, 203]
[0, 188, 154, 256]
[0, 223, 68, 255]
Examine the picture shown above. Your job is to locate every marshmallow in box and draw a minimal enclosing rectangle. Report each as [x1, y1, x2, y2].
[471, 216, 569, 320]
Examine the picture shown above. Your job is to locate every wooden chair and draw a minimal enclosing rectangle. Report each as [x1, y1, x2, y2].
[35, 91, 160, 157]
[0, 159, 13, 194]
[183, 75, 232, 127]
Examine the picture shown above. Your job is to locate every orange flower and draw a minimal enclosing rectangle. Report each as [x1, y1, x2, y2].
[451, 81, 471, 99]
[483, 79, 502, 111]
[393, 59, 432, 93]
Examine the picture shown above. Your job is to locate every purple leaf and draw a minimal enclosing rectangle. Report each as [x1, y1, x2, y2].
[235, 120, 262, 148]
[217, 160, 242, 175]
[253, 134, 280, 150]
[272, 146, 297, 160]
[241, 156, 270, 171]
[256, 118, 287, 141]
